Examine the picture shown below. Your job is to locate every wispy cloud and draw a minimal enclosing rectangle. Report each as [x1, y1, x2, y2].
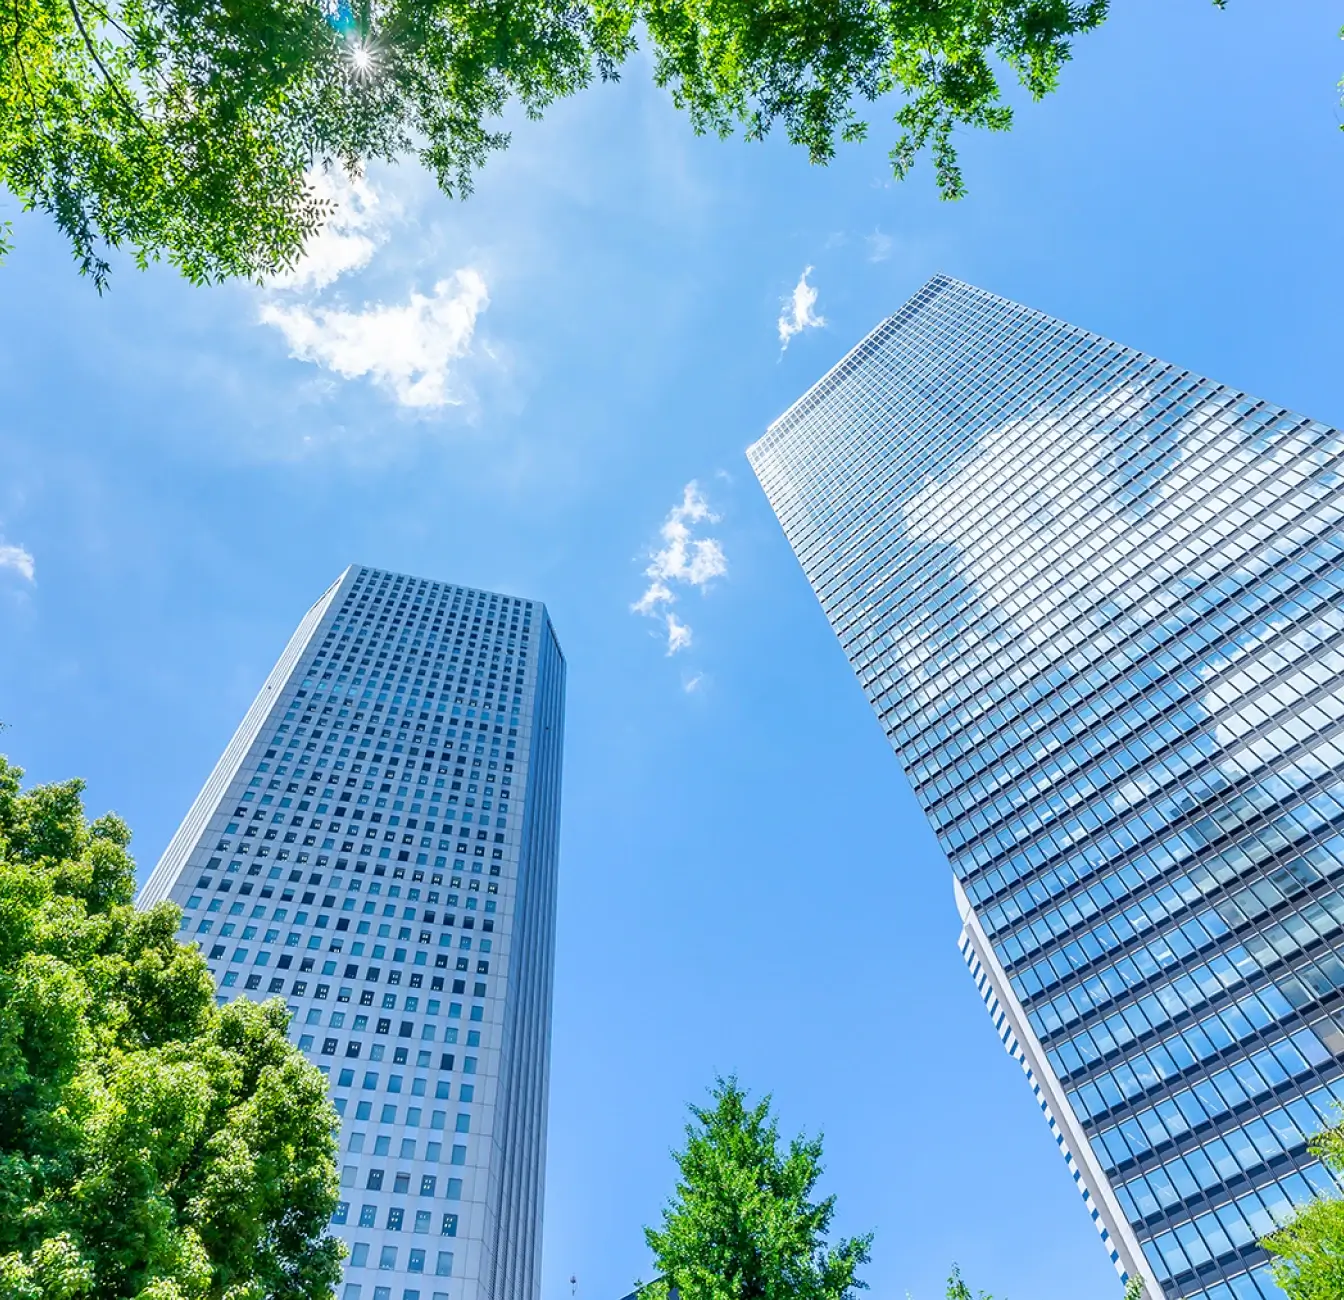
[666, 612, 693, 655]
[682, 671, 704, 693]
[260, 271, 490, 409]
[257, 171, 489, 411]
[866, 229, 893, 263]
[0, 541, 35, 582]
[632, 481, 727, 655]
[269, 170, 395, 292]
[778, 266, 825, 350]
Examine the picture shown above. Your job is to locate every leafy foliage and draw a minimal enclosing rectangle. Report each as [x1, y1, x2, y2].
[640, 0, 1108, 200]
[945, 1265, 992, 1300]
[643, 1077, 871, 1300]
[0, 754, 344, 1300]
[2, 0, 1110, 286]
[1262, 1117, 1344, 1300]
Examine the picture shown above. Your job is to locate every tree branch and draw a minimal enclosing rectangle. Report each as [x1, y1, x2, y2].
[64, 0, 148, 128]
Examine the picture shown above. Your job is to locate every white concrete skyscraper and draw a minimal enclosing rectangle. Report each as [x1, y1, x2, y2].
[138, 565, 565, 1300]
[750, 277, 1344, 1300]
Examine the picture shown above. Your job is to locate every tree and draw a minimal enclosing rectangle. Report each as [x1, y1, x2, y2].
[643, 1077, 871, 1300]
[1262, 1117, 1344, 1300]
[0, 0, 1110, 287]
[945, 1265, 992, 1300]
[0, 754, 345, 1299]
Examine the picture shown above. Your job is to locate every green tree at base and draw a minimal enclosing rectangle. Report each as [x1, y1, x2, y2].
[643, 1077, 871, 1300]
[0, 754, 345, 1300]
[1262, 1117, 1344, 1300]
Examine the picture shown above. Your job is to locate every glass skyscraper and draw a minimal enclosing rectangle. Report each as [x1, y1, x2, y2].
[748, 276, 1344, 1300]
[137, 565, 565, 1300]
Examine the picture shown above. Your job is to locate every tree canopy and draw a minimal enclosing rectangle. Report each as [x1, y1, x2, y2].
[0, 754, 344, 1300]
[643, 1076, 871, 1300]
[1262, 1116, 1344, 1300]
[1, 0, 1109, 287]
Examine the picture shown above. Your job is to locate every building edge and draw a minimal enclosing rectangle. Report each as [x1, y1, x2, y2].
[954, 876, 1164, 1298]
[137, 566, 353, 907]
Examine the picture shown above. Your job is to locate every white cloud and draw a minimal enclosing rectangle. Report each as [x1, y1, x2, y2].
[683, 671, 704, 693]
[643, 482, 727, 589]
[269, 170, 394, 291]
[866, 229, 893, 263]
[0, 542, 35, 582]
[778, 266, 825, 349]
[259, 270, 490, 409]
[631, 580, 674, 615]
[665, 613, 693, 655]
[632, 480, 727, 658]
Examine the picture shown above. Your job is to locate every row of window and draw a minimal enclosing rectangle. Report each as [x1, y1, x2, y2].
[1095, 1050, 1342, 1176]
[1072, 1022, 1332, 1127]
[343, 1243, 453, 1276]
[1141, 1161, 1337, 1285]
[978, 682, 1344, 940]
[341, 1285, 446, 1300]
[908, 452, 1336, 825]
[893, 402, 1311, 782]
[901, 437, 1338, 797]
[995, 737, 1344, 971]
[333, 1205, 458, 1235]
[1030, 940, 1260, 1044]
[345, 1161, 468, 1190]
[1118, 1076, 1344, 1226]
[939, 529, 1344, 897]
[886, 416, 1320, 796]
[1052, 982, 1296, 1088]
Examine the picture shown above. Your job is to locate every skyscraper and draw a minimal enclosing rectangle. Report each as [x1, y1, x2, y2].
[138, 565, 565, 1300]
[748, 276, 1344, 1300]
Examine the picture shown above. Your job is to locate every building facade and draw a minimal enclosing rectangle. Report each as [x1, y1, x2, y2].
[138, 565, 566, 1300]
[748, 276, 1344, 1300]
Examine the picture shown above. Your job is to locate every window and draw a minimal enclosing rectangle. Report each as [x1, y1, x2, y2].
[414, 1210, 432, 1233]
[440, 1214, 458, 1237]
[393, 1172, 411, 1194]
[387, 1208, 404, 1231]
[331, 1202, 349, 1224]
[435, 1252, 453, 1277]
[359, 1204, 377, 1227]
[366, 1170, 384, 1190]
[420, 1175, 437, 1196]
[379, 1246, 397, 1271]
[408, 1249, 426, 1274]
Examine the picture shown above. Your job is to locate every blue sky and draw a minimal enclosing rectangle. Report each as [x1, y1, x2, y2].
[3, 3, 1344, 1298]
